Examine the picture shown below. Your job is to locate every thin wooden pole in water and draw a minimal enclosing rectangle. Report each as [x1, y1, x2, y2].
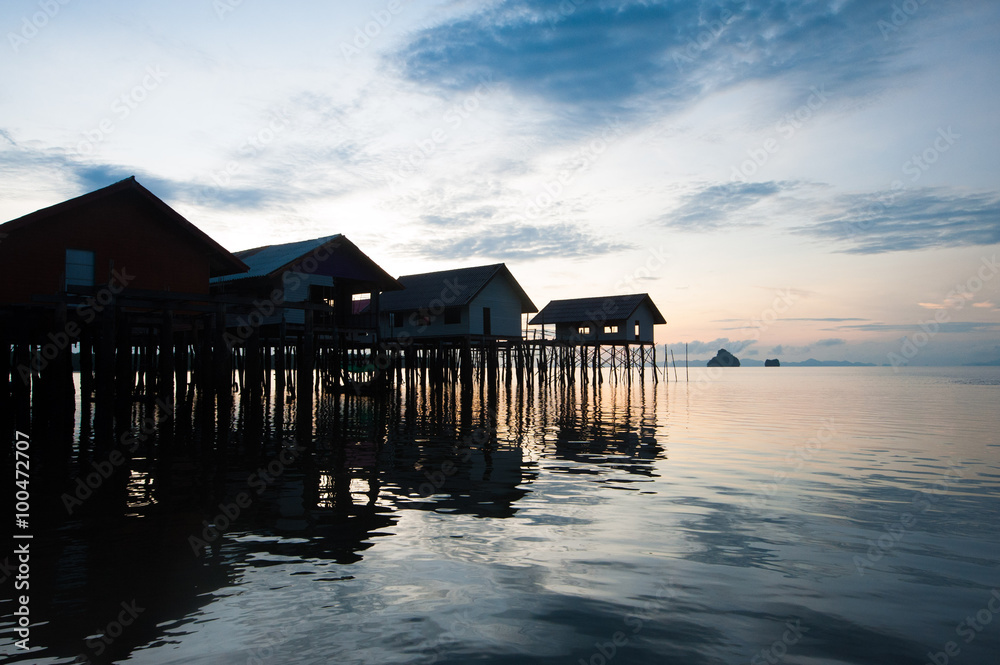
[685, 343, 689, 382]
[159, 309, 174, 406]
[651, 344, 657, 384]
[670, 348, 678, 382]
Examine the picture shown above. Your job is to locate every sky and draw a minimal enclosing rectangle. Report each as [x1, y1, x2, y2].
[1, 0, 998, 365]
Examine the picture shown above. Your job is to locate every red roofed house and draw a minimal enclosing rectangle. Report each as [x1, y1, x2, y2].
[0, 176, 247, 304]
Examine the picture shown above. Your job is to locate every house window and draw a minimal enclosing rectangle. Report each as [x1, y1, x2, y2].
[444, 307, 461, 324]
[65, 249, 95, 289]
[309, 284, 336, 307]
[603, 325, 618, 334]
[634, 320, 640, 339]
[393, 312, 404, 328]
[351, 292, 371, 314]
[578, 326, 590, 335]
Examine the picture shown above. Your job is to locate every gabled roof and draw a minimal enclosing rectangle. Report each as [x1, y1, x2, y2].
[0, 176, 248, 278]
[380, 263, 537, 313]
[529, 294, 666, 325]
[212, 234, 403, 291]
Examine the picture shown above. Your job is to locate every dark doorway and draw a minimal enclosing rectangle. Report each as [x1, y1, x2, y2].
[483, 307, 491, 336]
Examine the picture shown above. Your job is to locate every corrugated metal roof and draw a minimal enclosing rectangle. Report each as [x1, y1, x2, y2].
[211, 235, 402, 290]
[212, 235, 341, 283]
[529, 294, 666, 325]
[380, 263, 537, 312]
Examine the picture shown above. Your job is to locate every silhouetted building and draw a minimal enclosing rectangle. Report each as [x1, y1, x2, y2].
[529, 293, 666, 343]
[379, 263, 536, 340]
[0, 176, 247, 304]
[211, 235, 403, 341]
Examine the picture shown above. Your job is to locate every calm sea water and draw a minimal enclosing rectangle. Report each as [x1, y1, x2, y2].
[2, 366, 999, 664]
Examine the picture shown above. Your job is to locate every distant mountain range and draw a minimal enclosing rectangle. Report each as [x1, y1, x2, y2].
[672, 358, 877, 367]
[744, 358, 876, 367]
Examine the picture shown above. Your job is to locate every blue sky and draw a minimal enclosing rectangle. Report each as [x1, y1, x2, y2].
[2, 0, 998, 365]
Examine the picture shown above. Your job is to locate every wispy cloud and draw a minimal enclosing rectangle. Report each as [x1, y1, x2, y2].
[660, 181, 1000, 255]
[680, 337, 756, 355]
[0, 126, 356, 214]
[657, 181, 788, 230]
[396, 0, 914, 121]
[796, 188, 1000, 254]
[714, 317, 867, 322]
[402, 220, 628, 261]
[716, 317, 868, 329]
[834, 322, 1000, 333]
[770, 337, 844, 355]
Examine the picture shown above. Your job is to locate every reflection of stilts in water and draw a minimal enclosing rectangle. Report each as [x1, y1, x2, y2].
[4, 296, 662, 493]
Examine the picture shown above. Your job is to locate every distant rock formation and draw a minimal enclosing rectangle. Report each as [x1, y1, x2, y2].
[707, 348, 740, 367]
[764, 358, 780, 367]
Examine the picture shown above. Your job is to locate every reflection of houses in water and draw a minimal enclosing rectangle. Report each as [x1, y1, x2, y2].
[15, 372, 671, 662]
[23, 494, 245, 663]
[381, 439, 534, 518]
[289, 382, 539, 520]
[548, 383, 664, 477]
